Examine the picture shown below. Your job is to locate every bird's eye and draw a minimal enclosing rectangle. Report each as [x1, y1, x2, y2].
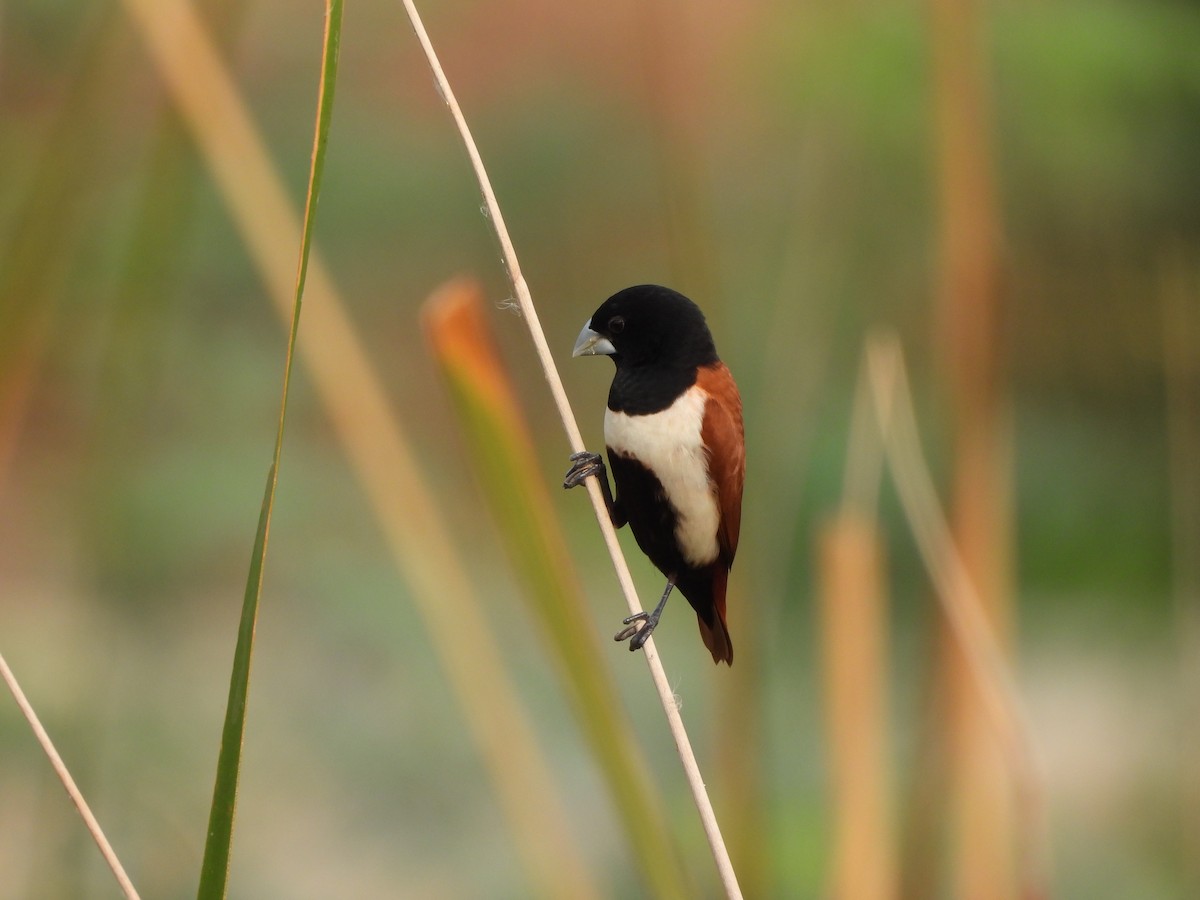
[608, 316, 625, 334]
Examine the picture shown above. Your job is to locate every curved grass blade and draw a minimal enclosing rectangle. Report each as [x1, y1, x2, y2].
[196, 465, 274, 898]
[124, 1, 601, 893]
[186, 2, 344, 897]
[423, 280, 692, 900]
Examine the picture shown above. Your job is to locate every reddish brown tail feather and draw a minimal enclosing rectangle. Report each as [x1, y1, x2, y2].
[697, 565, 734, 665]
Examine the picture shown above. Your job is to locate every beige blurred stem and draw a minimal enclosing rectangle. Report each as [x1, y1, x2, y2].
[816, 347, 900, 900]
[866, 337, 1047, 897]
[928, 0, 1014, 892]
[423, 282, 690, 899]
[817, 514, 895, 900]
[397, 1, 743, 897]
[120, 1, 601, 897]
[0, 653, 141, 899]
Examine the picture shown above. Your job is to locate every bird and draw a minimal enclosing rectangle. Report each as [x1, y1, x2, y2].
[563, 284, 744, 665]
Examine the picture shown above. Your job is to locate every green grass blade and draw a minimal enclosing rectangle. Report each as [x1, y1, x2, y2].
[195, 3, 342, 898]
[423, 281, 692, 900]
[291, 0, 343, 320]
[196, 465, 274, 896]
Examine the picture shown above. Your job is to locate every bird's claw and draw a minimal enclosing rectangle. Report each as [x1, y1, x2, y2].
[614, 611, 657, 651]
[563, 451, 604, 489]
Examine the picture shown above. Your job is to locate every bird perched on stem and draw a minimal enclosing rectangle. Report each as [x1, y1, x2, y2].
[564, 285, 744, 665]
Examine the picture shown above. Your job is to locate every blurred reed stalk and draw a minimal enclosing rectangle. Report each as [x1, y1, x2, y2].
[0, 306, 52, 498]
[79, 0, 251, 629]
[866, 339, 1046, 899]
[0, 6, 138, 492]
[89, 0, 246, 436]
[122, 2, 601, 897]
[927, 0, 1016, 894]
[399, 2, 743, 896]
[0, 9, 206, 897]
[423, 279, 691, 899]
[816, 343, 898, 900]
[725, 164, 839, 896]
[633, 0, 721, 303]
[1161, 247, 1200, 893]
[0, 4, 250, 895]
[818, 514, 894, 900]
[818, 335, 1043, 900]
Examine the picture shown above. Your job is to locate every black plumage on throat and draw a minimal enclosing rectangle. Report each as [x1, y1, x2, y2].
[592, 285, 720, 415]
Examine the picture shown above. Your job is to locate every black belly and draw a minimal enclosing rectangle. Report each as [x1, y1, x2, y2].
[607, 450, 717, 626]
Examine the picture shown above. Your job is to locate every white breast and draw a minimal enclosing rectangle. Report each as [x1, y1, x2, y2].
[604, 385, 720, 567]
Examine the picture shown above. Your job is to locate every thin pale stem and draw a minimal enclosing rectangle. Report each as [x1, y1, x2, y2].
[0, 651, 140, 899]
[397, 2, 742, 896]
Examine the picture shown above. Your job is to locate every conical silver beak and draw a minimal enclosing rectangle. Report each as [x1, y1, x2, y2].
[572, 322, 616, 358]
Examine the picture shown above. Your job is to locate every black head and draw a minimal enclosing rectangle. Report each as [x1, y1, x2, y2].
[572, 284, 718, 371]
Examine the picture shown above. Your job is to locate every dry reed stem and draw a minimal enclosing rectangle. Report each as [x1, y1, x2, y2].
[398, 2, 742, 896]
[0, 306, 54, 499]
[0, 652, 140, 899]
[865, 337, 1047, 898]
[928, 0, 1013, 889]
[843, 344, 891, 515]
[122, 1, 600, 896]
[818, 513, 896, 900]
[816, 344, 902, 900]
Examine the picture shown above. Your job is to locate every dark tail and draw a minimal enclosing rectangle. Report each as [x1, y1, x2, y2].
[682, 566, 733, 665]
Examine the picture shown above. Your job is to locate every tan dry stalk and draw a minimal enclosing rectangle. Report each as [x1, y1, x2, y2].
[928, 0, 1014, 891]
[121, 1, 601, 896]
[817, 512, 896, 900]
[398, 1, 743, 896]
[422, 279, 690, 899]
[0, 653, 140, 899]
[866, 337, 1047, 898]
[815, 342, 902, 900]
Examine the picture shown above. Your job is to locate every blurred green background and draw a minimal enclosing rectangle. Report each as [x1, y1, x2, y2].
[1, 0, 1197, 897]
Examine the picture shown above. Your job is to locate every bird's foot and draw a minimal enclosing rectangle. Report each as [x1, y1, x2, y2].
[614, 610, 660, 652]
[563, 451, 604, 489]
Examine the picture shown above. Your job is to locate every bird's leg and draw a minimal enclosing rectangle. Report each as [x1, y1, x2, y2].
[615, 577, 675, 651]
[563, 451, 622, 526]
